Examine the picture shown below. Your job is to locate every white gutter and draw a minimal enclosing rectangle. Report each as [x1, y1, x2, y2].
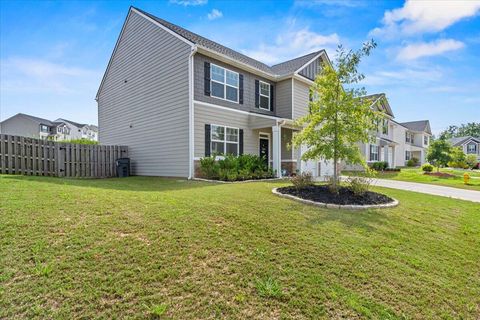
[188, 45, 198, 179]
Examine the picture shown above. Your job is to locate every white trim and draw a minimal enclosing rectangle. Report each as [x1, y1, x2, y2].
[210, 63, 240, 104]
[258, 81, 271, 110]
[193, 100, 289, 121]
[188, 47, 197, 179]
[293, 51, 324, 74]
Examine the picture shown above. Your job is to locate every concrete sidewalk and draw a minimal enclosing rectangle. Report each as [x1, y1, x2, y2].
[369, 178, 480, 203]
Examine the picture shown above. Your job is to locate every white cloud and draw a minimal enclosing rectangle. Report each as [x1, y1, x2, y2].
[207, 9, 223, 21]
[370, 0, 480, 37]
[169, 0, 207, 6]
[363, 68, 443, 86]
[396, 39, 465, 61]
[0, 58, 101, 94]
[242, 25, 339, 65]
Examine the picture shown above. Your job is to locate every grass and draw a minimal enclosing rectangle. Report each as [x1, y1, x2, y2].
[1, 175, 479, 319]
[344, 167, 480, 190]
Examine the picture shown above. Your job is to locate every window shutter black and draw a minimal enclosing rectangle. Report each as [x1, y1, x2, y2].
[204, 62, 211, 96]
[239, 74, 244, 104]
[308, 90, 313, 114]
[255, 80, 259, 108]
[205, 124, 211, 157]
[270, 84, 274, 112]
[239, 129, 244, 155]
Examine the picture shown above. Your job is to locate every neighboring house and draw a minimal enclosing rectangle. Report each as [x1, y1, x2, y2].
[348, 94, 432, 169]
[97, 7, 333, 178]
[448, 136, 480, 161]
[0, 113, 98, 141]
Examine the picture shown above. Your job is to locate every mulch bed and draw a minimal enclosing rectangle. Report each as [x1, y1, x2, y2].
[424, 172, 456, 178]
[277, 185, 394, 205]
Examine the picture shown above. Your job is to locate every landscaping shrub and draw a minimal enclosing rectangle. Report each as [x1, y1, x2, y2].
[291, 172, 314, 189]
[421, 163, 434, 173]
[346, 168, 376, 196]
[199, 154, 273, 181]
[407, 157, 419, 167]
[59, 138, 99, 145]
[465, 154, 478, 169]
[371, 161, 388, 171]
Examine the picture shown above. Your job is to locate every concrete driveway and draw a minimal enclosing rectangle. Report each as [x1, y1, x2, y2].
[369, 178, 480, 203]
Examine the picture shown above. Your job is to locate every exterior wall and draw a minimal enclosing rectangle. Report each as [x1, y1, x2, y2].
[292, 79, 310, 120]
[194, 53, 276, 117]
[299, 56, 322, 80]
[0, 115, 43, 138]
[275, 79, 292, 119]
[194, 103, 276, 159]
[97, 11, 192, 177]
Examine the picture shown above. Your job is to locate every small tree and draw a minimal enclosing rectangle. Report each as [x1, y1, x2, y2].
[465, 154, 478, 169]
[292, 41, 382, 190]
[426, 139, 452, 172]
[448, 147, 467, 168]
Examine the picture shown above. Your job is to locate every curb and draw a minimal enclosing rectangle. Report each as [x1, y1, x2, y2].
[271, 188, 399, 210]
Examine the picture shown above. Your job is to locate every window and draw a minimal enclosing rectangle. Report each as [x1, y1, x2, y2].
[405, 151, 411, 161]
[369, 144, 379, 161]
[211, 125, 239, 155]
[210, 64, 239, 103]
[467, 143, 477, 154]
[424, 135, 429, 145]
[57, 127, 62, 133]
[259, 81, 270, 110]
[40, 125, 49, 133]
[405, 132, 414, 143]
[382, 119, 389, 135]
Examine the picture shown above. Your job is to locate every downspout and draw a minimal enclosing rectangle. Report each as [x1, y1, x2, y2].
[188, 45, 198, 179]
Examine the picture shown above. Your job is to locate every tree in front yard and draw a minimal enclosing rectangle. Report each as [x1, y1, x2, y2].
[426, 139, 452, 172]
[448, 147, 467, 168]
[292, 41, 382, 190]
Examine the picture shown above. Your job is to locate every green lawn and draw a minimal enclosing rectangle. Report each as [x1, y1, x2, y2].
[1, 175, 479, 319]
[345, 167, 480, 191]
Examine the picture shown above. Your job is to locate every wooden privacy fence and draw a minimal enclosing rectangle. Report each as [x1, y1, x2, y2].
[0, 134, 128, 178]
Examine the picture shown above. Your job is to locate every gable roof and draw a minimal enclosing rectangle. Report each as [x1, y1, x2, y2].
[400, 120, 432, 134]
[55, 118, 87, 128]
[0, 113, 55, 126]
[363, 93, 394, 117]
[448, 136, 480, 146]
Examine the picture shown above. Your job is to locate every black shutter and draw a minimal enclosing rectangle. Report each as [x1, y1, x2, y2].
[270, 84, 274, 112]
[204, 62, 211, 96]
[239, 74, 244, 104]
[308, 90, 313, 114]
[255, 80, 259, 108]
[239, 129, 244, 155]
[205, 124, 211, 157]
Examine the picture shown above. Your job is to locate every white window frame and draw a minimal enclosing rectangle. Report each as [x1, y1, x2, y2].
[405, 132, 414, 144]
[424, 135, 429, 145]
[467, 143, 477, 154]
[210, 64, 239, 104]
[40, 125, 49, 133]
[405, 150, 411, 161]
[370, 144, 379, 161]
[210, 124, 239, 156]
[258, 80, 271, 111]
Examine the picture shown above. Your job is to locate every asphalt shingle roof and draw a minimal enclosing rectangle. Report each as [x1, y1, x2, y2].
[400, 120, 432, 134]
[448, 136, 480, 146]
[133, 7, 323, 77]
[17, 113, 55, 126]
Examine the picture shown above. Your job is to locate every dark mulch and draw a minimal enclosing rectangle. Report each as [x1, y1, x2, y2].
[424, 172, 456, 178]
[277, 185, 394, 205]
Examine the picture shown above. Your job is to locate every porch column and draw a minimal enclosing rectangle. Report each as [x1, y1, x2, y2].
[384, 146, 389, 166]
[272, 125, 281, 177]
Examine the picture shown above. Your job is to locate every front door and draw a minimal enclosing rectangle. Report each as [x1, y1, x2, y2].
[259, 138, 269, 166]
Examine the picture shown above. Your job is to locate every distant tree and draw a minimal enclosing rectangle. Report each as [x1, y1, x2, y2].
[427, 139, 452, 172]
[448, 147, 467, 168]
[292, 40, 381, 191]
[439, 122, 480, 139]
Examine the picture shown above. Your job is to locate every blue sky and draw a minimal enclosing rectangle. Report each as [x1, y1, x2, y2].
[1, 0, 479, 134]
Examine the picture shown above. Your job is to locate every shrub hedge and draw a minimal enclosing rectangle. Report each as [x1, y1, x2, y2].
[199, 154, 274, 181]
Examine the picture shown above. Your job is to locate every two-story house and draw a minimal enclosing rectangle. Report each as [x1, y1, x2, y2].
[96, 7, 333, 178]
[350, 94, 432, 169]
[0, 113, 98, 141]
[448, 136, 480, 162]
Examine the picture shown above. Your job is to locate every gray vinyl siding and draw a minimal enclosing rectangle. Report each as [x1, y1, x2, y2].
[0, 115, 43, 138]
[194, 103, 275, 159]
[275, 79, 292, 119]
[299, 56, 322, 80]
[97, 11, 192, 177]
[194, 53, 276, 117]
[293, 79, 310, 120]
